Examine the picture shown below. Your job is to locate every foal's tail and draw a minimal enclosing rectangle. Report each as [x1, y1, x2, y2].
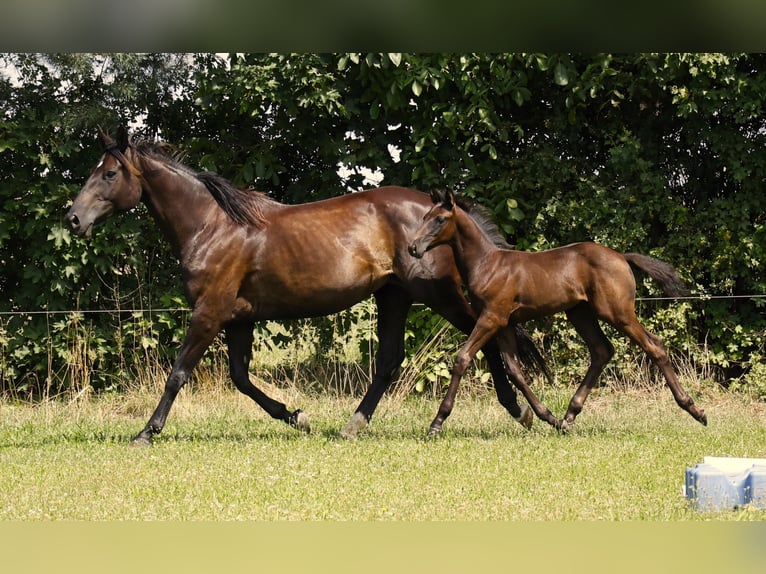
[624, 253, 688, 297]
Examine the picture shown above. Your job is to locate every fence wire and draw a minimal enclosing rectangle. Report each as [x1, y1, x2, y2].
[0, 294, 765, 317]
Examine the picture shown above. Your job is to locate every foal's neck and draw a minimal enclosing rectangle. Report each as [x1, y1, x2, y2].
[452, 207, 501, 284]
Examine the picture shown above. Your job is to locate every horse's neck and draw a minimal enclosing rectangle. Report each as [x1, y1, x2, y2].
[453, 208, 499, 285]
[139, 158, 219, 257]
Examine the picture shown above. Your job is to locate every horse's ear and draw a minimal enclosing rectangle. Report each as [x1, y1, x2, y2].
[97, 125, 114, 150]
[429, 189, 442, 204]
[116, 125, 130, 152]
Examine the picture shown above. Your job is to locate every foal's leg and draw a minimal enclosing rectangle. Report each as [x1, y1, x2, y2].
[453, 325, 531, 427]
[486, 337, 533, 428]
[562, 303, 615, 430]
[227, 321, 309, 432]
[132, 312, 221, 445]
[495, 327, 562, 430]
[618, 319, 707, 425]
[340, 285, 412, 439]
[421, 285, 530, 427]
[429, 313, 501, 435]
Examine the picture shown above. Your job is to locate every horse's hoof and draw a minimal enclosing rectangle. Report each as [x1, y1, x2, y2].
[130, 434, 152, 447]
[289, 409, 311, 433]
[295, 411, 311, 433]
[427, 425, 442, 437]
[697, 410, 708, 426]
[340, 411, 368, 440]
[558, 419, 573, 434]
[516, 405, 533, 430]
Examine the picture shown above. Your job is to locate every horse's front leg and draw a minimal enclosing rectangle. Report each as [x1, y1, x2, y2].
[131, 312, 220, 446]
[429, 313, 501, 436]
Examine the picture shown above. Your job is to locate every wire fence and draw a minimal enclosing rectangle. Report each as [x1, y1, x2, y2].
[0, 308, 192, 317]
[0, 293, 765, 317]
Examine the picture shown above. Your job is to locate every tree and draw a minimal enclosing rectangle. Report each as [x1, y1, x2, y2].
[191, 53, 766, 382]
[0, 54, 196, 393]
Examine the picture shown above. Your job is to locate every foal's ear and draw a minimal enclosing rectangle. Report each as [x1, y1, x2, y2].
[116, 125, 130, 152]
[429, 189, 442, 204]
[443, 188, 455, 210]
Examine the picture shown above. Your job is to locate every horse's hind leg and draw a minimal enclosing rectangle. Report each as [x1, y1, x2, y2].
[341, 285, 412, 439]
[562, 303, 615, 430]
[618, 319, 707, 425]
[227, 321, 309, 432]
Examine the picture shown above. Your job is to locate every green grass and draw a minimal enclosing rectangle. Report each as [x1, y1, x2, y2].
[1, 382, 765, 521]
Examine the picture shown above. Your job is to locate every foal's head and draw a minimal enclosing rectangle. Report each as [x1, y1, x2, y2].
[66, 127, 143, 237]
[408, 189, 458, 259]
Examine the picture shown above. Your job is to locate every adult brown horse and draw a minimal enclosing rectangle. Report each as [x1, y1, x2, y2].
[408, 189, 708, 435]
[65, 128, 547, 444]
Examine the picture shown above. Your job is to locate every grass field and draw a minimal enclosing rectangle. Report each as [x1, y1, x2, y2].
[1, 376, 765, 522]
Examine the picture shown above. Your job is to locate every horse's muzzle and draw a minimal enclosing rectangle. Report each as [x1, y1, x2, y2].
[65, 209, 91, 237]
[408, 243, 425, 259]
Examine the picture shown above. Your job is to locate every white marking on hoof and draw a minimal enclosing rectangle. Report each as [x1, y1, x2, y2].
[130, 436, 152, 447]
[559, 419, 573, 434]
[340, 412, 368, 439]
[515, 404, 533, 430]
[295, 411, 311, 433]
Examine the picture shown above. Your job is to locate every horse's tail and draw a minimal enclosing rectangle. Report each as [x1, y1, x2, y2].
[513, 324, 554, 384]
[624, 253, 688, 297]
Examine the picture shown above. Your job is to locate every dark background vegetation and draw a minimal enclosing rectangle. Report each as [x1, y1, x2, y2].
[1, 53, 764, 397]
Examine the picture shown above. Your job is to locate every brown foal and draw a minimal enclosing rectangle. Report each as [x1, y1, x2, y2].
[409, 189, 707, 435]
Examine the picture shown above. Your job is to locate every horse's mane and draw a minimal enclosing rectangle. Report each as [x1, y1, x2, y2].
[133, 140, 272, 228]
[453, 195, 512, 249]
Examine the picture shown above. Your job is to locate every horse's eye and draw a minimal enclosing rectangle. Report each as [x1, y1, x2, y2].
[104, 170, 118, 180]
[435, 216, 446, 224]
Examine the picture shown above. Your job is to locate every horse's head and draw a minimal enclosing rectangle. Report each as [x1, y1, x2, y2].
[66, 127, 143, 237]
[408, 189, 458, 259]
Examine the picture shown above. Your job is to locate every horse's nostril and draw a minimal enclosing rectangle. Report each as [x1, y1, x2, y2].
[67, 213, 80, 231]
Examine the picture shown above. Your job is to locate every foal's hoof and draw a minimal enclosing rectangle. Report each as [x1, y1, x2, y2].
[289, 410, 311, 433]
[515, 405, 533, 430]
[340, 411, 368, 440]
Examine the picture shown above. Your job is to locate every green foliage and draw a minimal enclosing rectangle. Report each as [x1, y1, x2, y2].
[2, 53, 765, 397]
[0, 54, 191, 395]
[399, 307, 491, 396]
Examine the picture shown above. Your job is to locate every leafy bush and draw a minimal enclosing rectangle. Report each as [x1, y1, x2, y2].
[2, 53, 765, 398]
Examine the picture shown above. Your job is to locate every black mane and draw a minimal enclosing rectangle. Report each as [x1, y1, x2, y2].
[452, 195, 512, 249]
[195, 172, 269, 227]
[133, 140, 271, 228]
